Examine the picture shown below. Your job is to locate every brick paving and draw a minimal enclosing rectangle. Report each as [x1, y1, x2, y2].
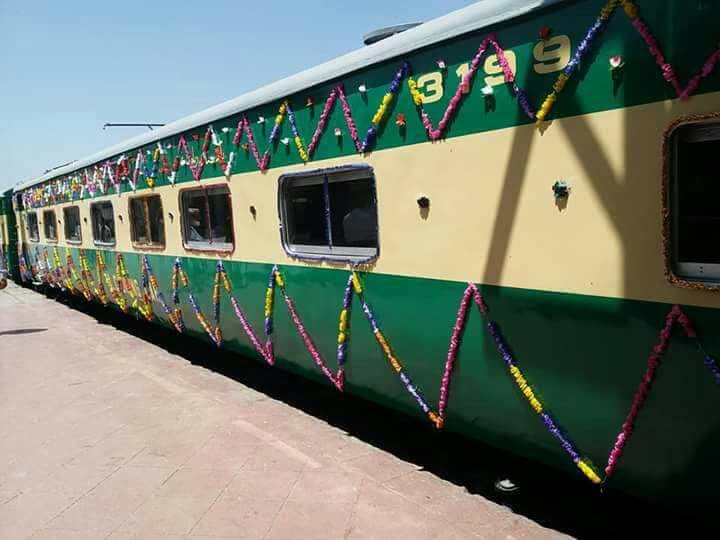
[0, 283, 568, 539]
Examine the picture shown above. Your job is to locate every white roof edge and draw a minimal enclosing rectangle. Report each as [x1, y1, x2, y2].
[16, 0, 567, 192]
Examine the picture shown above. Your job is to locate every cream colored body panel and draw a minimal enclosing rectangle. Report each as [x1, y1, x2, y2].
[19, 93, 720, 308]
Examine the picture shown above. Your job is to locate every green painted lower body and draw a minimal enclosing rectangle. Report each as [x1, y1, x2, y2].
[1, 244, 18, 280]
[21, 244, 720, 503]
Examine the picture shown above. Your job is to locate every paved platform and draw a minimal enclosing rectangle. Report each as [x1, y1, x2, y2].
[0, 282, 568, 539]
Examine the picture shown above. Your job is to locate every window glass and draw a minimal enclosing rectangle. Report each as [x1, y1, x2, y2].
[670, 120, 720, 281]
[285, 181, 327, 247]
[148, 196, 164, 245]
[91, 201, 115, 245]
[129, 195, 165, 247]
[208, 191, 234, 245]
[181, 187, 233, 250]
[63, 206, 82, 243]
[27, 212, 39, 242]
[279, 166, 378, 261]
[43, 210, 57, 241]
[329, 178, 377, 248]
[130, 198, 148, 244]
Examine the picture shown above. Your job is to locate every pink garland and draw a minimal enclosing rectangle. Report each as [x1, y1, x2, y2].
[603, 305, 697, 479]
[631, 18, 682, 96]
[420, 37, 495, 141]
[232, 115, 267, 171]
[631, 16, 720, 101]
[490, 37, 515, 82]
[230, 296, 274, 365]
[306, 85, 361, 157]
[281, 291, 344, 391]
[337, 85, 361, 151]
[307, 87, 338, 156]
[438, 285, 474, 419]
[177, 136, 206, 181]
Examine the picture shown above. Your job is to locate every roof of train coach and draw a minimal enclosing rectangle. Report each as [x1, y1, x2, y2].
[15, 0, 568, 192]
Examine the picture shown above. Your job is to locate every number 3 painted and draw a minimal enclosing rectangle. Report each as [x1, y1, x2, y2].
[415, 72, 444, 104]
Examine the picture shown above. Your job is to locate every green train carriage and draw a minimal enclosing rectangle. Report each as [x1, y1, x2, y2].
[9, 0, 720, 503]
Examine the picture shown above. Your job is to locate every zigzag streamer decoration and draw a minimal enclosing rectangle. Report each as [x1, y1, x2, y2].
[25, 251, 720, 485]
[307, 85, 361, 156]
[21, 0, 720, 209]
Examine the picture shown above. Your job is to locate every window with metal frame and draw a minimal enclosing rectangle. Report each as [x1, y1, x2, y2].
[91, 201, 116, 246]
[279, 165, 378, 261]
[180, 186, 234, 251]
[63, 206, 82, 243]
[668, 117, 720, 282]
[43, 210, 58, 242]
[130, 195, 165, 247]
[27, 212, 39, 242]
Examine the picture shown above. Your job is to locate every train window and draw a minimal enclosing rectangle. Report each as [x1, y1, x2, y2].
[668, 118, 720, 282]
[43, 210, 58, 242]
[27, 212, 39, 242]
[91, 201, 116, 246]
[181, 186, 234, 251]
[279, 165, 378, 261]
[130, 195, 165, 248]
[63, 206, 82, 243]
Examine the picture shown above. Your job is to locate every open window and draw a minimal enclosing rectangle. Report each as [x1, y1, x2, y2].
[130, 195, 165, 248]
[27, 212, 39, 242]
[180, 186, 234, 251]
[668, 118, 720, 283]
[279, 165, 379, 261]
[43, 210, 57, 242]
[91, 201, 116, 246]
[63, 206, 82, 243]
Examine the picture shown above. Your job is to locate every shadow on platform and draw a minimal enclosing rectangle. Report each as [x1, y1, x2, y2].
[45, 288, 714, 540]
[0, 327, 48, 336]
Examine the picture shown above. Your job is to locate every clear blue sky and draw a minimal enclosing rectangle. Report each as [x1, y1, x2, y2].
[0, 0, 476, 192]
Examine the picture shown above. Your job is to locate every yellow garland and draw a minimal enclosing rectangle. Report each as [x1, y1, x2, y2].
[275, 270, 285, 288]
[620, 0, 637, 19]
[294, 136, 308, 162]
[371, 93, 394, 126]
[374, 331, 402, 373]
[577, 458, 602, 484]
[337, 308, 349, 345]
[537, 0, 621, 126]
[220, 270, 232, 292]
[535, 92, 557, 124]
[275, 101, 288, 125]
[553, 74, 569, 94]
[264, 288, 273, 317]
[351, 272, 363, 294]
[509, 365, 543, 414]
[600, 0, 619, 19]
[149, 273, 159, 296]
[407, 78, 424, 106]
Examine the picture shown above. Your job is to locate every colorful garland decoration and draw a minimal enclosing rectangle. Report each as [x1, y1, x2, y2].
[360, 63, 408, 153]
[536, 0, 616, 123]
[263, 266, 345, 390]
[20, 245, 720, 486]
[307, 87, 340, 156]
[19, 0, 720, 207]
[285, 103, 308, 162]
[232, 115, 267, 171]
